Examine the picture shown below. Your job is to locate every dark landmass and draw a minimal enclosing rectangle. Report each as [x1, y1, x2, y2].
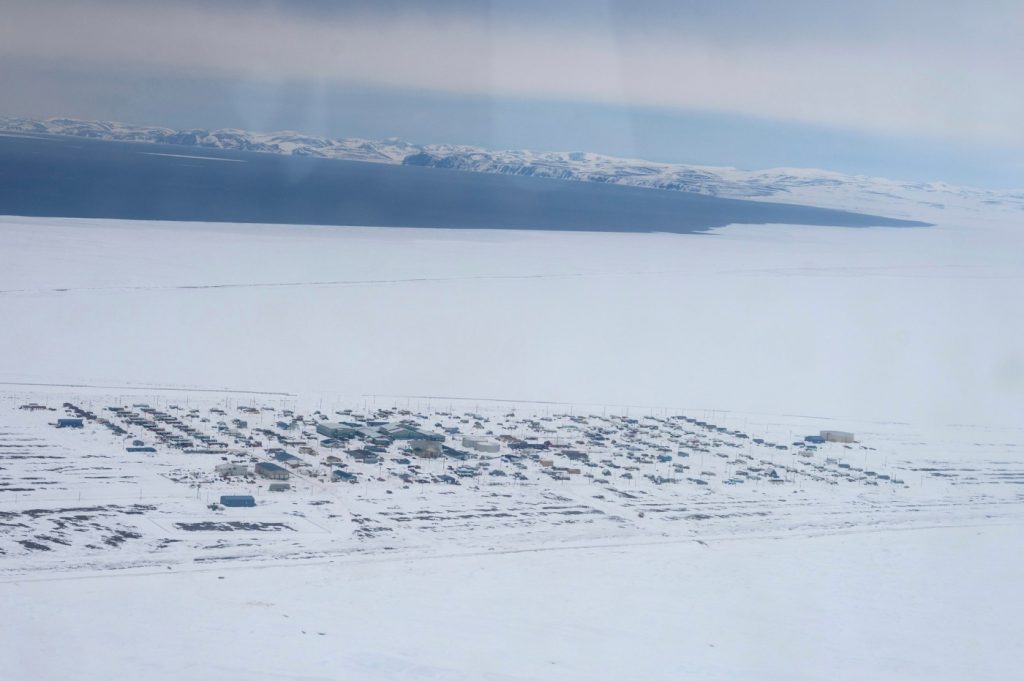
[0, 133, 929, 232]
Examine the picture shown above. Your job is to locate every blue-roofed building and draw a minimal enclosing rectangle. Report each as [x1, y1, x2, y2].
[220, 495, 256, 507]
[56, 418, 83, 428]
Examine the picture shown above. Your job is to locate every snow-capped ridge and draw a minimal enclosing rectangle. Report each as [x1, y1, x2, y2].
[2, 116, 1020, 218]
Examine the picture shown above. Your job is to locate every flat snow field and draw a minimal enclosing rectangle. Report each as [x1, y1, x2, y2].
[0, 203, 1022, 428]
[4, 525, 1021, 681]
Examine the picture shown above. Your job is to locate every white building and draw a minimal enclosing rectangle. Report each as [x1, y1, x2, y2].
[820, 430, 855, 443]
[215, 463, 250, 476]
[462, 435, 501, 453]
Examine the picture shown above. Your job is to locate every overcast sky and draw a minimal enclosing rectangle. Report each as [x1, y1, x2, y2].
[2, 0, 1022, 187]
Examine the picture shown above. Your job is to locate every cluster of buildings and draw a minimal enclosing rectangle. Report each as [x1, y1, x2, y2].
[43, 398, 891, 513]
[106, 404, 228, 451]
[54, 402, 125, 437]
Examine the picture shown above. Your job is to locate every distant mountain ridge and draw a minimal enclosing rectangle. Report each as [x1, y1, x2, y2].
[2, 116, 1021, 218]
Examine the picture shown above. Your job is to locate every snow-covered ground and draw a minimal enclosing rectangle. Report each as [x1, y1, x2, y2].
[1, 196, 1022, 679]
[1, 387, 1022, 680]
[5, 524, 1020, 681]
[4, 388, 1020, 569]
[0, 199, 1021, 427]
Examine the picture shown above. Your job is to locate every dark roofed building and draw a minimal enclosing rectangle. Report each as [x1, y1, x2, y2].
[255, 461, 290, 480]
[333, 469, 358, 482]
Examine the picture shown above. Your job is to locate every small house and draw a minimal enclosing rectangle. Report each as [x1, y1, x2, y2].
[348, 449, 381, 463]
